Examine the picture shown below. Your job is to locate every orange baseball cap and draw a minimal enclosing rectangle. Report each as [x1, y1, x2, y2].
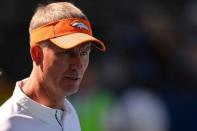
[30, 18, 106, 51]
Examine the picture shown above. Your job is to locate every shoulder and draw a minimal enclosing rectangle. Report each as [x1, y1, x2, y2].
[0, 98, 37, 131]
[0, 114, 34, 131]
[0, 98, 15, 120]
[0, 97, 21, 120]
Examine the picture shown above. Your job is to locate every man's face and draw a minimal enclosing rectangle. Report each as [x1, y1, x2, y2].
[41, 42, 90, 96]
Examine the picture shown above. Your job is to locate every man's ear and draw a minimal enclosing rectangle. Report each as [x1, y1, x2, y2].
[30, 45, 43, 65]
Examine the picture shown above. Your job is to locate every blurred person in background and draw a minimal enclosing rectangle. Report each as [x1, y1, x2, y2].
[104, 87, 169, 131]
[0, 2, 106, 131]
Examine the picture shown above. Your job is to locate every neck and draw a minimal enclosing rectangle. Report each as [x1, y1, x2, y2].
[21, 70, 65, 110]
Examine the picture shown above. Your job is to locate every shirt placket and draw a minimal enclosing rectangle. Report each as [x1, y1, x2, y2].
[55, 110, 64, 131]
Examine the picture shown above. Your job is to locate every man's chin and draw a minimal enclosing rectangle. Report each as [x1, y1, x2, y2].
[62, 84, 80, 96]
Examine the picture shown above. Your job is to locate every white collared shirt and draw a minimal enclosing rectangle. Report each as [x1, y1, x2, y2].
[0, 80, 81, 131]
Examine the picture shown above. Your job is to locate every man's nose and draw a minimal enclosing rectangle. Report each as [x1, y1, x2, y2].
[69, 55, 82, 70]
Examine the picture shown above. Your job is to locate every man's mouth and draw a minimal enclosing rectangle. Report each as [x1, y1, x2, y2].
[64, 76, 80, 80]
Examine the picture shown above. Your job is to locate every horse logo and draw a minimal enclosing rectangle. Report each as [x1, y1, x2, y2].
[71, 22, 89, 30]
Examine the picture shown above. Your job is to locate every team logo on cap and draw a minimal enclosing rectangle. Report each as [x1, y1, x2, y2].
[71, 22, 89, 30]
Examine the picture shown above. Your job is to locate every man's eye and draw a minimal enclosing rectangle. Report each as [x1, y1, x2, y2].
[80, 51, 88, 56]
[80, 46, 91, 56]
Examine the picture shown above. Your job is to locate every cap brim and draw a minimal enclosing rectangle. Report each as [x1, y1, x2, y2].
[50, 33, 106, 51]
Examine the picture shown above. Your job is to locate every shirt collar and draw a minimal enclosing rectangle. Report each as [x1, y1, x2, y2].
[12, 79, 72, 124]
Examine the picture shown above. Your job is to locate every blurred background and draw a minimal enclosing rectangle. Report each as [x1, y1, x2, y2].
[1, 0, 197, 131]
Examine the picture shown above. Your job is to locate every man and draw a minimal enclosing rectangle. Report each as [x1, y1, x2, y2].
[0, 2, 106, 131]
